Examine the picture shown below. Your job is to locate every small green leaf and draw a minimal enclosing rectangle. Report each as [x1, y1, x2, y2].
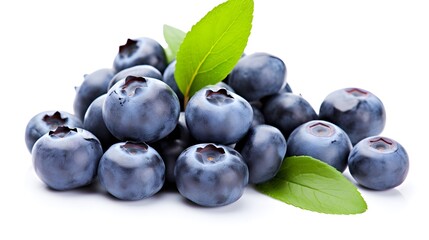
[256, 156, 367, 214]
[175, 0, 253, 105]
[163, 24, 186, 62]
[164, 47, 174, 63]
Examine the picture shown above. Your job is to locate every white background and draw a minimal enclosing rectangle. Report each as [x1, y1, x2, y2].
[1, 0, 428, 239]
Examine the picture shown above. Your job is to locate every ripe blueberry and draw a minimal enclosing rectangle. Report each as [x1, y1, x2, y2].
[287, 120, 352, 172]
[73, 68, 114, 120]
[348, 136, 409, 190]
[113, 38, 167, 73]
[185, 86, 253, 145]
[32, 126, 103, 190]
[83, 94, 119, 151]
[235, 125, 286, 183]
[175, 143, 249, 207]
[319, 88, 386, 145]
[162, 60, 183, 106]
[228, 52, 286, 101]
[103, 76, 180, 143]
[98, 142, 165, 200]
[263, 93, 318, 139]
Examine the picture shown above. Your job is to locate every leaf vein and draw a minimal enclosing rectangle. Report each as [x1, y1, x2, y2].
[195, 55, 235, 75]
[286, 178, 352, 200]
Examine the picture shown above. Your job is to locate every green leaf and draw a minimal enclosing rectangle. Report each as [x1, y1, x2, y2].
[163, 24, 186, 62]
[256, 156, 367, 214]
[175, 0, 253, 105]
[164, 47, 174, 63]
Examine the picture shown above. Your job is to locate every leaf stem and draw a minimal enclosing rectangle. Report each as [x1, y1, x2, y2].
[183, 94, 190, 110]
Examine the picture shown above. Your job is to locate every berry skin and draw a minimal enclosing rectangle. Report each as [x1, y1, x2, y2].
[83, 94, 119, 151]
[348, 136, 409, 190]
[263, 93, 318, 139]
[250, 102, 265, 127]
[174, 143, 249, 207]
[32, 126, 103, 190]
[228, 52, 286, 101]
[103, 76, 180, 143]
[162, 60, 183, 106]
[113, 38, 167, 73]
[73, 68, 115, 121]
[185, 86, 253, 145]
[98, 142, 165, 200]
[319, 88, 386, 145]
[107, 65, 162, 91]
[235, 125, 287, 184]
[25, 111, 83, 153]
[286, 120, 352, 172]
[152, 112, 194, 185]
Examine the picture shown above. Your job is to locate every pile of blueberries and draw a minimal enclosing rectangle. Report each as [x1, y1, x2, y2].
[25, 37, 409, 207]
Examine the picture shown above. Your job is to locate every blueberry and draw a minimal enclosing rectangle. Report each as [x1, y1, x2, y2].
[83, 94, 119, 151]
[262, 93, 318, 139]
[98, 142, 165, 200]
[162, 60, 183, 105]
[103, 76, 180, 143]
[107, 65, 162, 91]
[25, 111, 83, 153]
[286, 120, 352, 172]
[113, 38, 167, 73]
[228, 52, 286, 101]
[319, 88, 386, 145]
[73, 68, 115, 121]
[152, 112, 194, 185]
[348, 136, 409, 190]
[32, 126, 103, 190]
[174, 143, 249, 207]
[235, 125, 286, 183]
[185, 86, 253, 145]
[250, 102, 265, 127]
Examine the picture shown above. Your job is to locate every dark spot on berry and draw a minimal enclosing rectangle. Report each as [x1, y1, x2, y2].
[307, 122, 334, 137]
[206, 88, 233, 98]
[346, 88, 368, 97]
[49, 126, 77, 138]
[119, 39, 139, 58]
[196, 144, 225, 163]
[369, 137, 397, 153]
[206, 88, 234, 105]
[120, 76, 148, 97]
[121, 142, 148, 155]
[43, 111, 67, 129]
[196, 144, 225, 154]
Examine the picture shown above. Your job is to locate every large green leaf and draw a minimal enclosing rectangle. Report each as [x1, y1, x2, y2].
[174, 0, 253, 106]
[256, 156, 368, 214]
